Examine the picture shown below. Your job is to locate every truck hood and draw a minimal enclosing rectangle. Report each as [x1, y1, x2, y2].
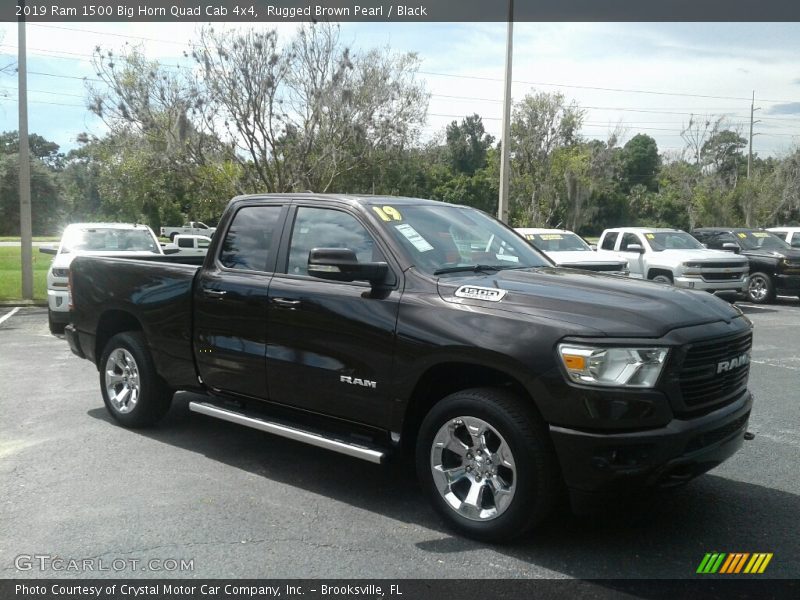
[436, 267, 742, 338]
[742, 247, 800, 261]
[646, 249, 748, 267]
[545, 250, 626, 267]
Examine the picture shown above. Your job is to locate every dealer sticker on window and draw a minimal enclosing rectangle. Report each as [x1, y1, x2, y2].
[454, 286, 508, 302]
[395, 223, 434, 252]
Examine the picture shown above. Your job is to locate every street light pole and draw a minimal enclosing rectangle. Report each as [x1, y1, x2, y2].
[747, 90, 761, 180]
[19, 0, 33, 300]
[497, 0, 513, 224]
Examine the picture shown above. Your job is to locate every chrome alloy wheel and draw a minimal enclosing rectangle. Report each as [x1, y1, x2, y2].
[104, 348, 140, 414]
[430, 416, 516, 521]
[748, 275, 768, 302]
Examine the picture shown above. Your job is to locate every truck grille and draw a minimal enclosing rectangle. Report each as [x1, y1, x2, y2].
[579, 263, 626, 272]
[695, 262, 748, 269]
[678, 332, 752, 411]
[702, 272, 745, 281]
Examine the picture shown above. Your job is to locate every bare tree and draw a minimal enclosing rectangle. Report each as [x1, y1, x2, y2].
[190, 23, 428, 193]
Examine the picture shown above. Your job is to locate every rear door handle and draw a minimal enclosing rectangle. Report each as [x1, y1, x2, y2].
[203, 289, 227, 299]
[272, 297, 301, 307]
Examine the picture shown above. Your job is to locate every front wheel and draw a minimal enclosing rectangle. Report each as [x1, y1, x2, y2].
[99, 332, 173, 428]
[650, 273, 674, 285]
[48, 310, 65, 335]
[416, 388, 559, 542]
[747, 272, 775, 304]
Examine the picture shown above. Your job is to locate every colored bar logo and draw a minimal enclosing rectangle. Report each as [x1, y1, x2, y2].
[697, 553, 773, 574]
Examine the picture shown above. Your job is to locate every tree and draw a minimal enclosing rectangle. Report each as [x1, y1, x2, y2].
[190, 23, 428, 193]
[701, 129, 747, 188]
[621, 134, 659, 192]
[509, 91, 585, 226]
[445, 114, 494, 175]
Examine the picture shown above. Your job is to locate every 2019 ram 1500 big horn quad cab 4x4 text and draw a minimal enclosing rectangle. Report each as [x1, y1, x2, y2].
[598, 227, 749, 299]
[65, 195, 755, 541]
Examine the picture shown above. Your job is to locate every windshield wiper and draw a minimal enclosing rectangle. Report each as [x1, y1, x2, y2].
[433, 264, 528, 275]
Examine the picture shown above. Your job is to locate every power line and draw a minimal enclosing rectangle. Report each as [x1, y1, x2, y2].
[0, 85, 85, 98]
[29, 23, 188, 46]
[27, 70, 101, 82]
[0, 97, 85, 108]
[420, 70, 799, 105]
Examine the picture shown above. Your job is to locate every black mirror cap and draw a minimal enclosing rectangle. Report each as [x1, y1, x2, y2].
[722, 242, 740, 253]
[39, 246, 57, 255]
[307, 248, 389, 286]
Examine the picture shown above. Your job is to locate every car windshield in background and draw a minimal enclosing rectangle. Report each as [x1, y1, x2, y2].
[736, 231, 790, 251]
[647, 232, 705, 251]
[62, 228, 159, 253]
[526, 232, 591, 252]
[372, 204, 550, 276]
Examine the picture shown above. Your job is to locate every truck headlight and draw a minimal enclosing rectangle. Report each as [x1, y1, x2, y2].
[681, 262, 703, 277]
[558, 344, 669, 388]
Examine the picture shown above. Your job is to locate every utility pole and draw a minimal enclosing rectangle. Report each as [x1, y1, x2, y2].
[747, 90, 761, 179]
[497, 0, 513, 224]
[19, 0, 33, 300]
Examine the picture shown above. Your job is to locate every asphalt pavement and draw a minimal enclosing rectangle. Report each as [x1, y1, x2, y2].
[0, 304, 798, 580]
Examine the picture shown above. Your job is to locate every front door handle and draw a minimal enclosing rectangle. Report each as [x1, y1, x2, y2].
[272, 297, 301, 307]
[203, 289, 227, 299]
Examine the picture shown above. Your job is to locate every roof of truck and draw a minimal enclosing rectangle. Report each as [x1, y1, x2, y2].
[231, 193, 449, 207]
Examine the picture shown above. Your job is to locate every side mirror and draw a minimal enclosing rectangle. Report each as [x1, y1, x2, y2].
[722, 242, 740, 253]
[39, 247, 57, 255]
[625, 244, 644, 254]
[163, 247, 181, 255]
[308, 248, 388, 286]
[589, 244, 598, 251]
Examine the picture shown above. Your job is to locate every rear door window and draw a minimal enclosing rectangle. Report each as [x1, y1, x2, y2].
[601, 232, 619, 250]
[218, 206, 283, 272]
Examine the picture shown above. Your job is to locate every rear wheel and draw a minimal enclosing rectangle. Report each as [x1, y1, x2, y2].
[747, 272, 774, 304]
[416, 388, 559, 542]
[99, 332, 172, 428]
[169, 232, 177, 243]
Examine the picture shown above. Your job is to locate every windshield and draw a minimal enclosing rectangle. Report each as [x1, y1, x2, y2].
[62, 228, 160, 254]
[735, 231, 790, 251]
[371, 204, 550, 275]
[524, 232, 591, 252]
[646, 231, 705, 251]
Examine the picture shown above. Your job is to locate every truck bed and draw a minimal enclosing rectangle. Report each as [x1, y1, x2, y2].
[69, 255, 203, 389]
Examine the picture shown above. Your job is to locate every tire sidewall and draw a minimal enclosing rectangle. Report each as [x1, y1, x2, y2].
[651, 274, 673, 284]
[99, 332, 170, 427]
[416, 390, 555, 542]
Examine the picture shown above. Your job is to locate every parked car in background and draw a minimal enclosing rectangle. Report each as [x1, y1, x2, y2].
[39, 223, 163, 334]
[692, 227, 800, 304]
[162, 234, 212, 257]
[160, 221, 216, 241]
[767, 227, 800, 249]
[516, 228, 628, 275]
[598, 227, 749, 299]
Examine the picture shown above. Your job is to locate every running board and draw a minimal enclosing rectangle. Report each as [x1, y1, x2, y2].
[188, 401, 385, 464]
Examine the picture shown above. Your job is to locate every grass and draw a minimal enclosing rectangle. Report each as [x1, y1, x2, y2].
[0, 247, 50, 302]
[0, 236, 60, 242]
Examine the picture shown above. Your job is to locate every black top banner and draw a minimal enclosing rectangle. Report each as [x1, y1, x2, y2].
[4, 0, 800, 23]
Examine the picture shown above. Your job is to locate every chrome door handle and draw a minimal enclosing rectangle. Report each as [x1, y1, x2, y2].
[203, 289, 227, 299]
[272, 297, 301, 307]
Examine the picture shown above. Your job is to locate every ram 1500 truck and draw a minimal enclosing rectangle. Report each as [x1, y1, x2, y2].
[66, 194, 755, 542]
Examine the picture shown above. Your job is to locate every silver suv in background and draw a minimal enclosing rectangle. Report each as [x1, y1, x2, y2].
[40, 223, 163, 334]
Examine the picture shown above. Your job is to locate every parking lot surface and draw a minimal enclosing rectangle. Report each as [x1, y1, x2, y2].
[1, 303, 798, 579]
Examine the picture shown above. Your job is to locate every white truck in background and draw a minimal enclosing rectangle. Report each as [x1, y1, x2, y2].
[160, 221, 216, 241]
[162, 234, 213, 256]
[597, 227, 749, 298]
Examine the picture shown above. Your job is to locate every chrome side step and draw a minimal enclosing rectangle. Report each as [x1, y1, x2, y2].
[188, 401, 385, 464]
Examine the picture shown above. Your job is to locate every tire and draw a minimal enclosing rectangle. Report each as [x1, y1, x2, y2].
[99, 332, 173, 428]
[48, 310, 65, 335]
[650, 273, 674, 285]
[747, 272, 775, 304]
[169, 232, 178, 243]
[416, 387, 559, 542]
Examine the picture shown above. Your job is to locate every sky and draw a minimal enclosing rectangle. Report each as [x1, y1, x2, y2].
[1, 21, 799, 158]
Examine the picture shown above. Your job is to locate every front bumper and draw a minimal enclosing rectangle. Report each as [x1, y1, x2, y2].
[674, 275, 748, 295]
[550, 390, 752, 510]
[47, 288, 70, 314]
